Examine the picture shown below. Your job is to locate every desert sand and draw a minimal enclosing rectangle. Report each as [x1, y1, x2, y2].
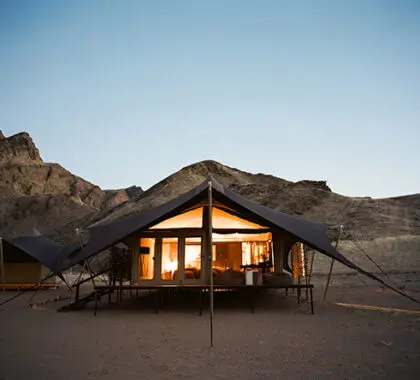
[0, 274, 419, 380]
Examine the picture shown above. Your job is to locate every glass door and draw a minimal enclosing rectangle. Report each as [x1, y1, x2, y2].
[161, 237, 180, 283]
[182, 236, 204, 283]
[138, 238, 156, 280]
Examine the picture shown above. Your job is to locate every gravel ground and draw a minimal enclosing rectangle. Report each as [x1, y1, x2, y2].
[0, 276, 420, 380]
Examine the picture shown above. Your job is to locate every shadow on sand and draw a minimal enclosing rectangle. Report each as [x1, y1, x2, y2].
[73, 288, 313, 316]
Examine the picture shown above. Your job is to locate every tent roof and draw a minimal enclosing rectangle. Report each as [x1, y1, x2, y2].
[2, 235, 78, 274]
[58, 176, 357, 271]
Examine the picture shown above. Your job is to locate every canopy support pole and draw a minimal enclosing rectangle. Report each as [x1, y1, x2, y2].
[208, 181, 214, 349]
[86, 260, 97, 289]
[305, 250, 316, 301]
[307, 250, 316, 285]
[72, 261, 87, 288]
[323, 225, 343, 301]
[0, 238, 4, 293]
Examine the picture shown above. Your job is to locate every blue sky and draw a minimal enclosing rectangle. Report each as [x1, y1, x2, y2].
[0, 0, 419, 198]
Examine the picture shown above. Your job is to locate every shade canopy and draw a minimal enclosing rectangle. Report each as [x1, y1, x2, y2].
[57, 176, 358, 272]
[2, 235, 78, 274]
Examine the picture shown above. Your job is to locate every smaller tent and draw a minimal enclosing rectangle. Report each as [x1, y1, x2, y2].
[0, 234, 78, 287]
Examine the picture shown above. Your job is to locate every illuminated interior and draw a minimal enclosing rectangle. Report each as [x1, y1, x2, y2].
[212, 207, 267, 229]
[138, 206, 273, 283]
[158, 237, 203, 280]
[161, 238, 178, 280]
[148, 206, 268, 230]
[139, 233, 272, 282]
[213, 234, 272, 272]
[150, 208, 203, 229]
[183, 237, 202, 279]
[138, 238, 155, 280]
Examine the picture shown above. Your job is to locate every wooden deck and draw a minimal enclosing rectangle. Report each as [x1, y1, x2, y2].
[92, 283, 315, 316]
[0, 283, 59, 291]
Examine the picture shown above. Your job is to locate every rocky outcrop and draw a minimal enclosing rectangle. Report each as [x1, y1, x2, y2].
[124, 185, 144, 200]
[0, 131, 42, 166]
[295, 180, 332, 192]
[0, 131, 144, 208]
[0, 131, 143, 238]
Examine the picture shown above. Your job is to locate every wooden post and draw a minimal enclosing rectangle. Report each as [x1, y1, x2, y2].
[323, 225, 343, 301]
[208, 181, 214, 348]
[307, 250, 316, 285]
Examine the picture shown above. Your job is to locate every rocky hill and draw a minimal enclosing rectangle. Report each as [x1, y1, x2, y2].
[0, 131, 419, 273]
[84, 160, 420, 274]
[86, 160, 420, 240]
[0, 131, 142, 238]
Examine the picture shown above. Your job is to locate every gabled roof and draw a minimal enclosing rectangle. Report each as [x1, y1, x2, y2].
[58, 176, 357, 271]
[2, 235, 78, 274]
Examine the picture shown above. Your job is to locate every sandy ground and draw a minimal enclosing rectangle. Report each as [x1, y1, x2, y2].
[0, 274, 420, 380]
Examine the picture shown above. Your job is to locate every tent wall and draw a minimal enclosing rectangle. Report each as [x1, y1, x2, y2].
[271, 232, 297, 274]
[126, 237, 140, 283]
[2, 263, 56, 284]
[61, 176, 359, 277]
[3, 263, 41, 284]
[272, 232, 285, 273]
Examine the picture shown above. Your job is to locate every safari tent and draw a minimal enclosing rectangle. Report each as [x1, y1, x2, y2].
[0, 234, 77, 289]
[60, 176, 358, 287]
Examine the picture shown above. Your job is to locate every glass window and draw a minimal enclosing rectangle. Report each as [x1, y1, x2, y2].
[184, 237, 202, 279]
[161, 238, 179, 280]
[138, 238, 155, 280]
[242, 241, 270, 265]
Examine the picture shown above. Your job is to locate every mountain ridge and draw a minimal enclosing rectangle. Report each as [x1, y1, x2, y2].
[0, 132, 419, 249]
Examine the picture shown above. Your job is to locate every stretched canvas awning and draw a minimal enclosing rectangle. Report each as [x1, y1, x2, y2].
[2, 235, 78, 274]
[58, 176, 357, 271]
[48, 176, 420, 307]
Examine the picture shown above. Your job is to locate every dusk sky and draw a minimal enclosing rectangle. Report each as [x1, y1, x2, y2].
[1, 0, 419, 198]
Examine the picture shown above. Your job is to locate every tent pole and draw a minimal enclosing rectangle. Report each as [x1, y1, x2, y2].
[25, 270, 53, 307]
[307, 250, 316, 285]
[0, 238, 5, 293]
[208, 181, 214, 349]
[72, 228, 87, 289]
[323, 225, 343, 301]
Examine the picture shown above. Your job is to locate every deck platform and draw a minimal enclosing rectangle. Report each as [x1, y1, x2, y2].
[91, 283, 314, 316]
[0, 283, 59, 291]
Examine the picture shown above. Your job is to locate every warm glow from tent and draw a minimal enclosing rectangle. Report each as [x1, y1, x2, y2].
[161, 238, 203, 279]
[149, 206, 268, 230]
[212, 232, 271, 242]
[161, 239, 178, 280]
[162, 258, 178, 273]
[150, 207, 203, 229]
[212, 207, 267, 229]
[185, 245, 201, 268]
[146, 204, 271, 280]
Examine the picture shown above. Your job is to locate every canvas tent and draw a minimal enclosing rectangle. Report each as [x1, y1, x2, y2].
[50, 175, 420, 311]
[0, 234, 77, 286]
[58, 176, 360, 282]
